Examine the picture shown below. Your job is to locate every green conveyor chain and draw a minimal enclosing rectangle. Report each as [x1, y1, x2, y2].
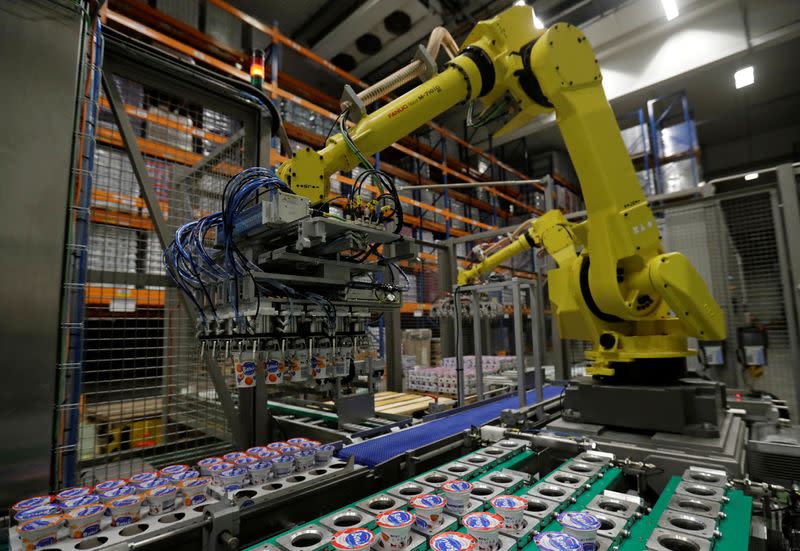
[246, 445, 752, 551]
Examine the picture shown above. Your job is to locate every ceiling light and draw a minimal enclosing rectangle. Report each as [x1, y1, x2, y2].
[534, 16, 545, 29]
[661, 0, 679, 21]
[734, 66, 755, 89]
[744, 172, 759, 181]
[514, 0, 526, 5]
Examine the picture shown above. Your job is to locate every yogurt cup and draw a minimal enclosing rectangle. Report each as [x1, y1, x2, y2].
[376, 510, 415, 550]
[168, 469, 201, 484]
[12, 496, 55, 514]
[286, 438, 309, 445]
[462, 512, 504, 551]
[429, 531, 477, 551]
[218, 467, 248, 492]
[15, 515, 63, 551]
[65, 503, 106, 539]
[533, 532, 582, 551]
[14, 504, 63, 525]
[56, 487, 92, 503]
[409, 494, 446, 534]
[129, 472, 159, 485]
[159, 464, 190, 477]
[557, 511, 601, 550]
[315, 444, 336, 465]
[98, 486, 136, 504]
[207, 462, 236, 486]
[272, 455, 294, 477]
[94, 479, 127, 494]
[235, 455, 259, 474]
[223, 451, 249, 463]
[197, 457, 224, 476]
[145, 485, 177, 515]
[266, 442, 287, 451]
[246, 447, 270, 457]
[294, 449, 316, 471]
[441, 480, 473, 516]
[178, 477, 211, 506]
[490, 495, 527, 530]
[245, 460, 273, 484]
[298, 440, 321, 451]
[253, 449, 282, 461]
[132, 478, 171, 495]
[330, 527, 375, 551]
[109, 494, 144, 526]
[277, 445, 301, 456]
[61, 495, 101, 512]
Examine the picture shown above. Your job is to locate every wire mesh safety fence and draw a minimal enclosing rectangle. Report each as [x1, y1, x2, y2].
[57, 69, 251, 487]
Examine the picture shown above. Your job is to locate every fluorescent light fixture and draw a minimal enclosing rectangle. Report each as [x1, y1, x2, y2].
[734, 66, 755, 89]
[744, 172, 759, 181]
[661, 0, 679, 21]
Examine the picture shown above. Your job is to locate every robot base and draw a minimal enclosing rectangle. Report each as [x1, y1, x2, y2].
[562, 378, 726, 437]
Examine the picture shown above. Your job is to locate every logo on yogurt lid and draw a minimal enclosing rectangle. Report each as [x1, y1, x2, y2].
[182, 477, 211, 488]
[331, 528, 375, 549]
[274, 455, 293, 463]
[297, 449, 316, 457]
[298, 441, 320, 449]
[250, 460, 273, 470]
[63, 495, 100, 509]
[95, 479, 126, 491]
[376, 510, 414, 527]
[266, 442, 287, 449]
[255, 450, 281, 459]
[130, 472, 159, 483]
[71, 504, 105, 518]
[286, 438, 308, 444]
[220, 467, 247, 478]
[13, 496, 54, 511]
[319, 444, 336, 452]
[148, 485, 177, 497]
[442, 480, 472, 493]
[490, 495, 527, 510]
[235, 456, 258, 466]
[208, 462, 235, 472]
[15, 505, 62, 521]
[410, 494, 445, 508]
[169, 470, 200, 481]
[160, 464, 189, 475]
[246, 447, 268, 456]
[463, 512, 503, 531]
[533, 532, 582, 551]
[100, 486, 135, 499]
[198, 457, 223, 466]
[110, 495, 142, 508]
[430, 532, 476, 551]
[223, 452, 248, 461]
[18, 516, 62, 531]
[57, 487, 90, 500]
[134, 478, 169, 490]
[557, 511, 601, 531]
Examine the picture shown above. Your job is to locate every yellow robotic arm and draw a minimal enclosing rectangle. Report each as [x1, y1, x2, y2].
[278, 5, 726, 375]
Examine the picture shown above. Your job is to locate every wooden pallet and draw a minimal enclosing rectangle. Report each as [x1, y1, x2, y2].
[373, 392, 455, 416]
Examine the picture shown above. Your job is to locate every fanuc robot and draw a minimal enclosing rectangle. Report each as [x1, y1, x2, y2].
[276, 5, 727, 435]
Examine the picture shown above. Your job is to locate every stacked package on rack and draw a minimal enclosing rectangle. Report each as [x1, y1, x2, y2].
[406, 356, 517, 395]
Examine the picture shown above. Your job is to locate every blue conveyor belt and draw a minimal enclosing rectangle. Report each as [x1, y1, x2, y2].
[338, 385, 564, 467]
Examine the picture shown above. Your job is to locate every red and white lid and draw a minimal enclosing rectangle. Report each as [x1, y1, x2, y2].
[462, 512, 503, 532]
[441, 480, 473, 493]
[375, 510, 415, 529]
[489, 495, 527, 511]
[429, 532, 477, 551]
[330, 528, 375, 550]
[410, 494, 446, 509]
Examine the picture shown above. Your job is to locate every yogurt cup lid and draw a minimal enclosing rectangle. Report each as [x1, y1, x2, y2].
[286, 438, 309, 444]
[410, 494, 445, 508]
[235, 456, 258, 467]
[274, 455, 294, 464]
[267, 442, 287, 449]
[533, 532, 582, 551]
[169, 470, 200, 481]
[160, 464, 190, 475]
[208, 462, 235, 472]
[198, 457, 223, 466]
[223, 452, 248, 461]
[68, 504, 106, 519]
[14, 505, 62, 522]
[255, 450, 281, 460]
[17, 515, 63, 533]
[442, 480, 473, 493]
[376, 510, 414, 528]
[180, 477, 212, 488]
[13, 496, 54, 511]
[557, 511, 601, 531]
[278, 446, 300, 455]
[462, 512, 503, 531]
[95, 479, 127, 491]
[298, 441, 320, 449]
[490, 495, 527, 511]
[147, 485, 177, 497]
[318, 444, 336, 452]
[110, 495, 143, 508]
[134, 478, 170, 490]
[57, 487, 91, 501]
[249, 460, 273, 470]
[220, 467, 248, 478]
[331, 527, 375, 550]
[100, 486, 135, 499]
[429, 531, 477, 551]
[130, 472, 159, 483]
[62, 495, 101, 509]
[246, 447, 269, 456]
[296, 449, 316, 458]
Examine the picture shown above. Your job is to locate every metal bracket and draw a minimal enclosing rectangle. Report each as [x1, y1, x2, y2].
[414, 44, 438, 81]
[340, 84, 367, 122]
[203, 501, 241, 551]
